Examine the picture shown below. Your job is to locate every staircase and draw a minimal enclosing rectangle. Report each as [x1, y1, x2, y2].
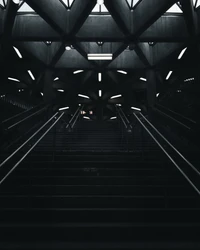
[0, 119, 200, 249]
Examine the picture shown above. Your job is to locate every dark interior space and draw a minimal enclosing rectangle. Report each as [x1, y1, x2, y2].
[0, 0, 200, 249]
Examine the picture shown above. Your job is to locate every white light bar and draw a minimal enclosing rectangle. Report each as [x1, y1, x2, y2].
[28, 70, 35, 80]
[98, 73, 102, 82]
[116, 104, 122, 106]
[54, 77, 59, 81]
[8, 77, 20, 82]
[78, 104, 81, 106]
[59, 106, 69, 111]
[110, 94, 122, 99]
[140, 77, 147, 82]
[184, 77, 194, 82]
[178, 48, 187, 60]
[73, 70, 84, 74]
[166, 71, 173, 80]
[13, 46, 22, 59]
[131, 107, 141, 111]
[83, 116, 90, 120]
[110, 117, 117, 120]
[88, 54, 113, 60]
[57, 89, 64, 92]
[156, 93, 160, 97]
[78, 94, 90, 99]
[40, 92, 43, 96]
[99, 90, 102, 97]
[117, 70, 127, 75]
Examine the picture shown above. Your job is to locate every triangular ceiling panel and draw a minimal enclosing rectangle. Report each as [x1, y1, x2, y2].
[0, 0, 4, 8]
[56, 50, 92, 68]
[92, 3, 109, 13]
[196, 0, 200, 8]
[108, 50, 145, 69]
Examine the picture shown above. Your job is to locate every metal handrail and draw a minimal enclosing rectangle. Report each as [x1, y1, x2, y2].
[6, 105, 49, 130]
[116, 107, 127, 129]
[118, 107, 132, 129]
[134, 113, 200, 196]
[139, 112, 200, 176]
[156, 104, 197, 124]
[1, 102, 44, 124]
[66, 106, 83, 129]
[0, 112, 58, 168]
[0, 112, 64, 185]
[154, 108, 191, 130]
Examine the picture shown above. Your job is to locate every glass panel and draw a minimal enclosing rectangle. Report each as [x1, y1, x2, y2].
[166, 3, 182, 13]
[92, 3, 100, 12]
[101, 4, 109, 12]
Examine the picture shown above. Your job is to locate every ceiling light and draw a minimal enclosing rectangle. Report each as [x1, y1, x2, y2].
[110, 94, 122, 99]
[178, 47, 187, 59]
[156, 93, 160, 97]
[110, 117, 117, 120]
[40, 92, 43, 96]
[28, 70, 35, 80]
[97, 0, 104, 5]
[73, 70, 84, 74]
[98, 73, 102, 82]
[13, 46, 22, 59]
[140, 77, 147, 82]
[88, 54, 113, 60]
[177, 90, 182, 93]
[54, 77, 59, 81]
[46, 41, 52, 45]
[99, 90, 102, 97]
[116, 104, 122, 106]
[65, 45, 71, 50]
[81, 111, 86, 115]
[131, 107, 141, 111]
[59, 106, 69, 111]
[12, 0, 20, 4]
[78, 94, 90, 99]
[0, 95, 5, 98]
[78, 104, 81, 106]
[8, 77, 20, 82]
[83, 116, 90, 120]
[57, 89, 64, 92]
[166, 71, 173, 80]
[117, 70, 127, 75]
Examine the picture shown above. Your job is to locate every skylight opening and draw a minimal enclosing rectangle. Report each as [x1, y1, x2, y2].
[126, 0, 141, 10]
[117, 70, 127, 75]
[131, 107, 141, 111]
[18, 2, 35, 13]
[178, 48, 187, 59]
[110, 94, 122, 99]
[28, 70, 35, 80]
[166, 71, 173, 80]
[166, 3, 183, 13]
[140, 77, 147, 82]
[13, 46, 22, 59]
[60, 0, 75, 9]
[59, 106, 69, 111]
[78, 94, 90, 99]
[8, 77, 20, 82]
[99, 90, 102, 97]
[92, 1, 108, 13]
[73, 70, 84, 74]
[88, 54, 113, 60]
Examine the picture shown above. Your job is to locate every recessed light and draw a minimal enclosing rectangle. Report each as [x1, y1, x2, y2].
[57, 89, 64, 92]
[8, 77, 20, 82]
[131, 107, 141, 111]
[110, 94, 122, 99]
[28, 70, 35, 80]
[83, 116, 90, 120]
[73, 70, 84, 74]
[54, 77, 59, 81]
[65, 45, 71, 51]
[140, 77, 147, 82]
[117, 70, 127, 75]
[99, 90, 102, 97]
[78, 94, 90, 99]
[178, 48, 187, 60]
[98, 73, 102, 82]
[110, 117, 117, 120]
[166, 71, 173, 80]
[13, 46, 22, 59]
[59, 106, 69, 111]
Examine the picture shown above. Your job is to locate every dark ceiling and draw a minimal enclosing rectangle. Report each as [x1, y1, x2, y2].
[0, 0, 200, 120]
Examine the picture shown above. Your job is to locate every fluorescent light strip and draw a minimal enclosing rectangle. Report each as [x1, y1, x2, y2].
[73, 70, 84, 74]
[28, 70, 35, 80]
[140, 77, 147, 82]
[57, 89, 64, 92]
[99, 90, 102, 97]
[116, 104, 122, 106]
[98, 73, 102, 82]
[131, 107, 141, 111]
[117, 70, 127, 75]
[110, 117, 117, 120]
[83, 116, 90, 120]
[59, 106, 69, 111]
[40, 92, 43, 96]
[156, 93, 160, 97]
[54, 77, 59, 81]
[110, 94, 122, 99]
[166, 71, 173, 80]
[8, 77, 20, 82]
[88, 54, 112, 60]
[13, 46, 22, 59]
[184, 77, 194, 82]
[178, 48, 187, 60]
[78, 94, 90, 99]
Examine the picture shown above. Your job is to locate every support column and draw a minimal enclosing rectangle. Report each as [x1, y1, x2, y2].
[146, 69, 157, 117]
